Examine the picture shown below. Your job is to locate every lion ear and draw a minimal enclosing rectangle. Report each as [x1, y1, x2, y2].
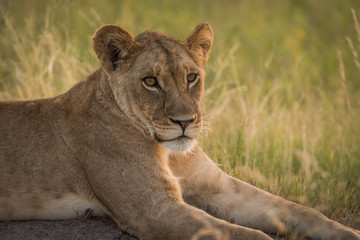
[92, 24, 138, 76]
[183, 22, 213, 68]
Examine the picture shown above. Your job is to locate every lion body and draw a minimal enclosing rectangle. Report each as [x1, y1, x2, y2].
[0, 72, 108, 220]
[0, 24, 359, 240]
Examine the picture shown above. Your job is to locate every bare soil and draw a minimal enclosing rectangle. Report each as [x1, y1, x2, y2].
[12, 215, 358, 240]
[0, 216, 138, 240]
[0, 216, 285, 240]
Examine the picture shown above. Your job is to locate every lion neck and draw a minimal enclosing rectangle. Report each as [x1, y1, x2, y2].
[98, 69, 154, 140]
[104, 72, 155, 141]
[53, 69, 149, 141]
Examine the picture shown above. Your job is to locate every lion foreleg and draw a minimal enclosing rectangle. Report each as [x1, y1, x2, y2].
[82, 145, 270, 240]
[169, 145, 360, 240]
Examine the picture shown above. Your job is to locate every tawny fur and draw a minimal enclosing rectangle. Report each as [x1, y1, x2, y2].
[0, 23, 359, 240]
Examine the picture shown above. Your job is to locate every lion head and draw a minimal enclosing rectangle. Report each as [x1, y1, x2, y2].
[92, 23, 213, 152]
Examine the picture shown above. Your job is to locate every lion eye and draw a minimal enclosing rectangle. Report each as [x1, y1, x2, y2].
[187, 74, 198, 83]
[143, 76, 159, 88]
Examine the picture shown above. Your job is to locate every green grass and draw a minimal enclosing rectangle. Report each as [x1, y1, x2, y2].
[1, 0, 359, 230]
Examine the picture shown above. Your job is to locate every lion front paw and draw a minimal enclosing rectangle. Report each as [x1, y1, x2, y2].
[330, 228, 360, 240]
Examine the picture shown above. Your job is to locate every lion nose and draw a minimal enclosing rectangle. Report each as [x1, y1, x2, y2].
[169, 116, 196, 132]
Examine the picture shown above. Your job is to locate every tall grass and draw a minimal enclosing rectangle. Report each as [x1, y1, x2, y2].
[1, 0, 359, 231]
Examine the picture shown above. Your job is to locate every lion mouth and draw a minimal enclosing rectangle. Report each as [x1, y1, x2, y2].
[154, 134, 196, 152]
[155, 135, 191, 143]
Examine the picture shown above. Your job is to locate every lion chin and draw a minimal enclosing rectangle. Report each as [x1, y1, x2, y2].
[158, 136, 196, 152]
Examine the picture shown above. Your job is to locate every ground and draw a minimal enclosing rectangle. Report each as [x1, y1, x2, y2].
[0, 217, 137, 240]
[0, 217, 288, 240]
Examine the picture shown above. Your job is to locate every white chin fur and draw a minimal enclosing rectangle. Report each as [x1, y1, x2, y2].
[160, 138, 196, 153]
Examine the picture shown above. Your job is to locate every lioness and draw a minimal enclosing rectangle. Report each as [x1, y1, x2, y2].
[0, 23, 359, 240]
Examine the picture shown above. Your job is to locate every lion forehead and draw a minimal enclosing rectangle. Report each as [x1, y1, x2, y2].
[134, 31, 196, 68]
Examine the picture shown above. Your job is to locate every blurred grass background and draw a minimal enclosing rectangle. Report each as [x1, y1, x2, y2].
[1, 0, 359, 231]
